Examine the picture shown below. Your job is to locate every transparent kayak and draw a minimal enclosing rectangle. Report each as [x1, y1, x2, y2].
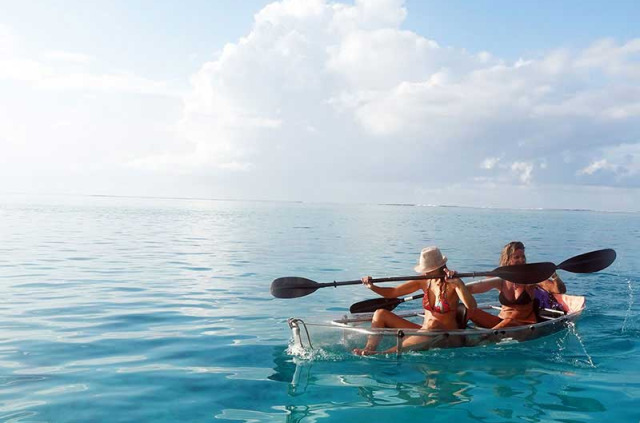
[288, 294, 586, 357]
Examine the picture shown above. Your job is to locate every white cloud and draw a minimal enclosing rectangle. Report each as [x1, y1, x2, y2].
[0, 30, 175, 96]
[510, 161, 534, 184]
[43, 50, 94, 64]
[0, 58, 51, 81]
[0, 24, 17, 55]
[143, 0, 640, 202]
[35, 72, 176, 96]
[0, 26, 184, 192]
[575, 38, 640, 79]
[481, 157, 500, 170]
[579, 159, 615, 175]
[578, 143, 640, 178]
[325, 29, 440, 90]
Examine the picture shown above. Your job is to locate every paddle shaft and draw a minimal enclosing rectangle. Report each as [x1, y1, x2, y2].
[393, 278, 499, 302]
[271, 262, 556, 298]
[315, 271, 509, 289]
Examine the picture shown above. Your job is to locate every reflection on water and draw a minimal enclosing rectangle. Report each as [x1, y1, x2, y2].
[265, 346, 608, 423]
[352, 366, 473, 407]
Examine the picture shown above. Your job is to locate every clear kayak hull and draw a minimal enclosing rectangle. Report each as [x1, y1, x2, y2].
[288, 294, 585, 357]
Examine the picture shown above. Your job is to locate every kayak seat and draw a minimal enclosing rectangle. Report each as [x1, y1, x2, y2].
[456, 304, 468, 329]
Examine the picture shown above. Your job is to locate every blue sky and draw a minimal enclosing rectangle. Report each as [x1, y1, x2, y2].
[1, 0, 639, 211]
[404, 1, 639, 58]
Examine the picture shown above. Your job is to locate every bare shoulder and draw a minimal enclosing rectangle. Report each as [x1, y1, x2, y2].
[448, 278, 465, 288]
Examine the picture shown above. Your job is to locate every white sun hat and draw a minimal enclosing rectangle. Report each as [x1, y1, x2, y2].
[414, 246, 448, 273]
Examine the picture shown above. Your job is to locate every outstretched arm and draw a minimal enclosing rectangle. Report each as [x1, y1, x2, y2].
[362, 277, 422, 298]
[537, 272, 566, 294]
[466, 277, 503, 294]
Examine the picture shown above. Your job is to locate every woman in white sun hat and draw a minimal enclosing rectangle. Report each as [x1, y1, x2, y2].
[353, 246, 477, 355]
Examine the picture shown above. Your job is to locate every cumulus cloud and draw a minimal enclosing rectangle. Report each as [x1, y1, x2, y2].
[575, 38, 640, 79]
[510, 161, 534, 184]
[154, 0, 639, 201]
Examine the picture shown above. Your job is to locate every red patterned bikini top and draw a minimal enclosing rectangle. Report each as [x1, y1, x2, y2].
[422, 280, 451, 313]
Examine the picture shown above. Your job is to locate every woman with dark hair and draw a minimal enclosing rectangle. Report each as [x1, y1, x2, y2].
[467, 241, 566, 329]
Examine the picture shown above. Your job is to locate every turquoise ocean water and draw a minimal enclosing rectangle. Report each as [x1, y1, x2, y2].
[0, 195, 638, 422]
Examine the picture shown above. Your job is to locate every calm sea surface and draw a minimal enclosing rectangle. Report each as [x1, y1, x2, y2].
[0, 195, 638, 422]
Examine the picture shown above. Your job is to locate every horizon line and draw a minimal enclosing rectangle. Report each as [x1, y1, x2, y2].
[2, 191, 637, 214]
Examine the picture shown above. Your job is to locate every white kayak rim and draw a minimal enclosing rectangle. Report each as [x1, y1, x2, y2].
[288, 294, 586, 357]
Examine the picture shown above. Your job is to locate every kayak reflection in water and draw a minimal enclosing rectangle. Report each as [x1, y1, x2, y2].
[466, 241, 567, 329]
[353, 246, 477, 356]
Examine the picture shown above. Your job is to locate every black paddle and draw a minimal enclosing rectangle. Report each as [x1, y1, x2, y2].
[556, 248, 616, 273]
[270, 262, 556, 299]
[349, 292, 427, 314]
[348, 248, 617, 313]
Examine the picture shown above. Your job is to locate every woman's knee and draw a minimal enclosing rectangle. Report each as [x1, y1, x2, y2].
[371, 308, 391, 325]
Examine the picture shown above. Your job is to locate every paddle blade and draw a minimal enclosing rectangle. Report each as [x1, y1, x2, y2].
[493, 262, 556, 284]
[270, 277, 319, 299]
[349, 297, 403, 314]
[557, 249, 616, 273]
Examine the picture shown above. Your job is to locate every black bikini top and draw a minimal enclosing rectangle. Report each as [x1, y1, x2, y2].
[499, 290, 533, 306]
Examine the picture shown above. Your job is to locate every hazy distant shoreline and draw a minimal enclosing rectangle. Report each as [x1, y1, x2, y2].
[1, 191, 636, 214]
